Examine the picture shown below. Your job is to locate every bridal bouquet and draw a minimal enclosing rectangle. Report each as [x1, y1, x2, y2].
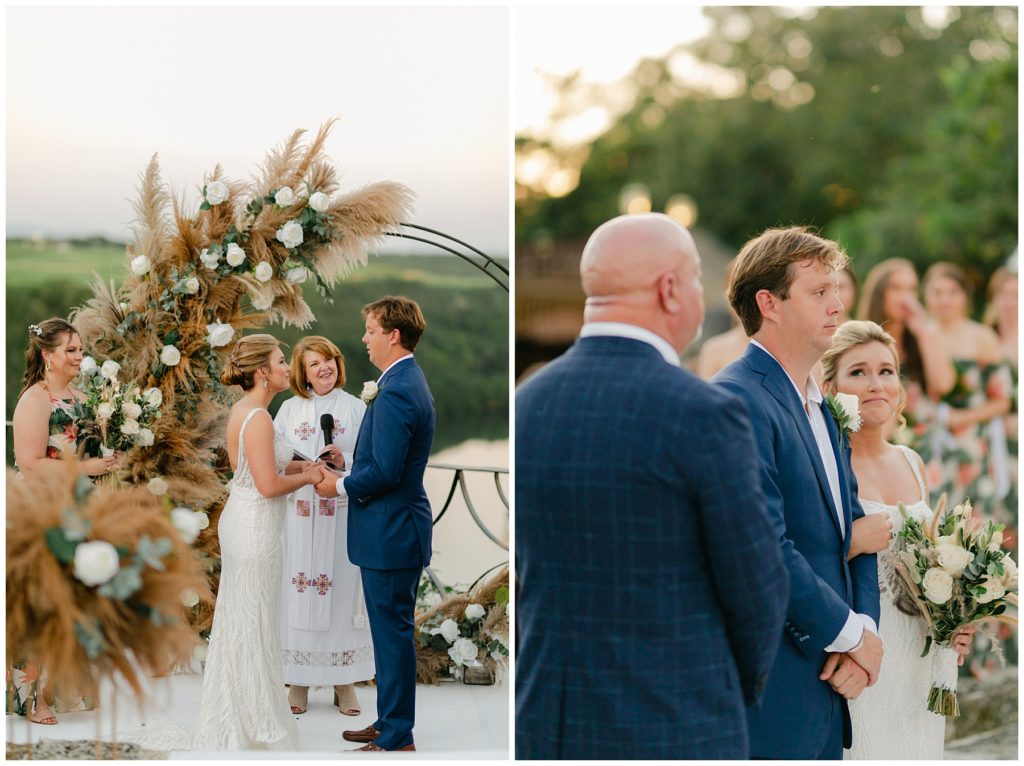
[77, 357, 163, 455]
[893, 495, 1018, 716]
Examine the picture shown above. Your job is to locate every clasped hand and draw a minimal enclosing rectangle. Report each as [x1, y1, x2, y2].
[312, 465, 342, 498]
[820, 629, 883, 700]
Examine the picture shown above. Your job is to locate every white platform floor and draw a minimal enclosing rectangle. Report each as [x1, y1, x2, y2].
[5, 668, 510, 759]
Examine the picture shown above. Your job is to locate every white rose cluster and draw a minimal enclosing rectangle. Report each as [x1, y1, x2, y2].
[122, 401, 142, 420]
[80, 356, 98, 376]
[171, 507, 203, 544]
[285, 266, 308, 284]
[206, 320, 235, 348]
[130, 254, 151, 277]
[144, 387, 163, 407]
[431, 618, 459, 643]
[976, 574, 1007, 604]
[205, 180, 229, 206]
[935, 543, 973, 576]
[160, 345, 181, 366]
[225, 243, 246, 267]
[448, 637, 480, 667]
[254, 262, 274, 283]
[148, 477, 169, 496]
[136, 427, 155, 447]
[922, 568, 953, 605]
[200, 248, 221, 271]
[833, 392, 862, 432]
[184, 276, 200, 295]
[274, 186, 296, 207]
[308, 191, 330, 212]
[465, 603, 486, 621]
[100, 360, 121, 381]
[120, 418, 140, 436]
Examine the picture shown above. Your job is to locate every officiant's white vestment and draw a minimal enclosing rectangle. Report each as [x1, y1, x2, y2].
[275, 388, 374, 685]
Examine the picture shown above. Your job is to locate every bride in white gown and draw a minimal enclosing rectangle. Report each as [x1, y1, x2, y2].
[129, 334, 323, 751]
[821, 321, 974, 760]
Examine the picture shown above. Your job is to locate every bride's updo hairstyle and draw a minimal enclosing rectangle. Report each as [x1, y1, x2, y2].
[220, 334, 281, 390]
[821, 320, 907, 427]
[20, 317, 80, 397]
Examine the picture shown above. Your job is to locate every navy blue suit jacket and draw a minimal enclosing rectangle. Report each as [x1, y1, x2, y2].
[345, 357, 435, 571]
[515, 335, 789, 760]
[714, 343, 880, 758]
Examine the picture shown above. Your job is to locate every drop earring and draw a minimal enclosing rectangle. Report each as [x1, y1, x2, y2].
[45, 357, 52, 372]
[264, 378, 270, 390]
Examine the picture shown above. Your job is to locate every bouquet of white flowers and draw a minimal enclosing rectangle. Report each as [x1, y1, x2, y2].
[77, 358, 162, 456]
[894, 495, 1018, 716]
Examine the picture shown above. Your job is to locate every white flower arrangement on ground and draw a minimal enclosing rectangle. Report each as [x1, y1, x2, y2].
[417, 586, 510, 681]
[894, 495, 1018, 716]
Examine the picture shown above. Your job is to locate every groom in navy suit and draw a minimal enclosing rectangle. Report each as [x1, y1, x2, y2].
[713, 227, 883, 759]
[316, 296, 435, 752]
[516, 214, 789, 759]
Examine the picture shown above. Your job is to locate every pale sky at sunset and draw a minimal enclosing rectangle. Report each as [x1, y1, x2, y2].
[6, 6, 509, 255]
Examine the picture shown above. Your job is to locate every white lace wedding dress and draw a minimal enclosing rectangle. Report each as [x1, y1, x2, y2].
[124, 408, 299, 751]
[846, 445, 944, 760]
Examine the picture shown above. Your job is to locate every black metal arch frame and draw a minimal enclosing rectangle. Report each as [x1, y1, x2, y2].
[385, 223, 508, 292]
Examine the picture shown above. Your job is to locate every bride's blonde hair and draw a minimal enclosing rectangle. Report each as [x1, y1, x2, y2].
[821, 320, 907, 428]
[220, 334, 281, 391]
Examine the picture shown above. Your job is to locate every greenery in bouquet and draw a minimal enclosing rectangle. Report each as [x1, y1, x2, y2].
[415, 566, 509, 684]
[76, 357, 163, 456]
[894, 495, 1018, 716]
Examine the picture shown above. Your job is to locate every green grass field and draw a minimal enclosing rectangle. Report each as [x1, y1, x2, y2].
[5, 240, 506, 290]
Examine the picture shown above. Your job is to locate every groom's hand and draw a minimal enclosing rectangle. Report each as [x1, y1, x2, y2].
[314, 468, 342, 498]
[820, 653, 869, 700]
[848, 629, 883, 685]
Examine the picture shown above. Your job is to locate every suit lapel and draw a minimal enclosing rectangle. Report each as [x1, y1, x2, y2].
[747, 346, 844, 538]
[819, 399, 854, 538]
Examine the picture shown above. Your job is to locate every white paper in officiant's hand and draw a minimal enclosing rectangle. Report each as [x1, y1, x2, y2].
[291, 447, 330, 463]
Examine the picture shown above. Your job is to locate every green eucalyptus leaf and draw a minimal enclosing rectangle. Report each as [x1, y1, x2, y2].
[45, 526, 78, 564]
[97, 563, 144, 599]
[75, 620, 106, 660]
[136, 534, 172, 571]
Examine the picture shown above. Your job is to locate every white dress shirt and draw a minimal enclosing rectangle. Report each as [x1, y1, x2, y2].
[750, 340, 877, 650]
[579, 322, 681, 367]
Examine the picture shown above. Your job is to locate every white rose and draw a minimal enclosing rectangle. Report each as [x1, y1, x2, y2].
[200, 248, 221, 270]
[80, 356, 98, 375]
[275, 220, 304, 249]
[438, 618, 459, 643]
[194, 511, 210, 530]
[120, 418, 140, 436]
[254, 262, 274, 283]
[251, 291, 274, 311]
[119, 302, 128, 312]
[833, 392, 862, 432]
[170, 507, 201, 543]
[308, 191, 330, 212]
[465, 603, 486, 621]
[136, 427, 155, 447]
[160, 345, 181, 366]
[935, 543, 973, 576]
[285, 266, 308, 284]
[448, 637, 479, 667]
[180, 588, 200, 608]
[205, 180, 229, 206]
[144, 387, 163, 408]
[976, 574, 1007, 604]
[184, 276, 200, 294]
[130, 254, 151, 276]
[73, 540, 121, 587]
[988, 529, 1004, 552]
[922, 567, 954, 604]
[206, 320, 235, 348]
[100, 360, 121, 380]
[274, 186, 295, 207]
[360, 381, 379, 403]
[1001, 556, 1018, 588]
[96, 402, 115, 421]
[122, 401, 142, 420]
[148, 477, 169, 496]
[225, 243, 246, 267]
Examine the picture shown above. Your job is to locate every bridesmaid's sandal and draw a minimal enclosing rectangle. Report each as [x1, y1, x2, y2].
[287, 685, 309, 715]
[28, 699, 58, 725]
[334, 684, 360, 716]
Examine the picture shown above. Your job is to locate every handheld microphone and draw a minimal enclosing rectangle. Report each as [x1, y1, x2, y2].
[320, 413, 336, 468]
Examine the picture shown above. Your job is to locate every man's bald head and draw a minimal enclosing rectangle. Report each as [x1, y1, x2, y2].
[580, 213, 698, 300]
[579, 213, 705, 353]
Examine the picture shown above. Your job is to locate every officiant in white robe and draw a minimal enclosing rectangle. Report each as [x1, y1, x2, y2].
[274, 336, 374, 715]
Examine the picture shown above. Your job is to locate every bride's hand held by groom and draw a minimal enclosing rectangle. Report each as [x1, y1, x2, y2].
[313, 466, 343, 498]
[302, 462, 326, 487]
[818, 653, 869, 700]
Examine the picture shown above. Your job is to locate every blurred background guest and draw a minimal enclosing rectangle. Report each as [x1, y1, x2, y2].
[696, 257, 748, 379]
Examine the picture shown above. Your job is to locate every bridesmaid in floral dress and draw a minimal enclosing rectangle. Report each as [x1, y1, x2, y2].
[10, 318, 118, 723]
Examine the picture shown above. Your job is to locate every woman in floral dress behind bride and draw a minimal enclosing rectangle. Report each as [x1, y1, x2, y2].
[821, 321, 974, 760]
[193, 335, 324, 750]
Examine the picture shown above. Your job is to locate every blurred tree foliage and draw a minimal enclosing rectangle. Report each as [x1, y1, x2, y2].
[517, 6, 1017, 290]
[6, 260, 508, 463]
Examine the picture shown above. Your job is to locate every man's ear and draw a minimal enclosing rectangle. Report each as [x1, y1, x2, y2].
[755, 289, 778, 325]
[657, 271, 682, 314]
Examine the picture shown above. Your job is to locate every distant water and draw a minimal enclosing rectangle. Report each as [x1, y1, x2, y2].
[425, 440, 509, 590]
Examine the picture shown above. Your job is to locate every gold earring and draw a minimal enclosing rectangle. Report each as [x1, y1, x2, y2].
[45, 358, 51, 372]
[263, 378, 270, 390]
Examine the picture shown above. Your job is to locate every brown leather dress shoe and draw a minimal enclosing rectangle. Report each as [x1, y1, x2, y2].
[353, 741, 416, 752]
[342, 724, 380, 743]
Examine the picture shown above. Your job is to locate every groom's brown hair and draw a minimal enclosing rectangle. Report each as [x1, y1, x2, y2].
[727, 226, 847, 336]
[363, 296, 426, 352]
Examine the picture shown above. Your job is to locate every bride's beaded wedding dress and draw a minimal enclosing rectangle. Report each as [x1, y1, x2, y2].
[846, 445, 944, 760]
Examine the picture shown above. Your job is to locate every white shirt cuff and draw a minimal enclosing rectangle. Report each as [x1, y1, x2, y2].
[335, 472, 349, 500]
[825, 610, 869, 653]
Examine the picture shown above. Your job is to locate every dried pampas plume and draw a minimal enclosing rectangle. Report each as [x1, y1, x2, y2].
[6, 460, 211, 702]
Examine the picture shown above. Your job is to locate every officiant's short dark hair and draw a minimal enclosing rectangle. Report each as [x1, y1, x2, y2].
[727, 226, 847, 336]
[363, 296, 426, 352]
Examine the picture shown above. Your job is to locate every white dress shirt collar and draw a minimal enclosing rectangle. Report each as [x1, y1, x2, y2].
[749, 339, 822, 407]
[580, 322, 681, 367]
[377, 353, 414, 384]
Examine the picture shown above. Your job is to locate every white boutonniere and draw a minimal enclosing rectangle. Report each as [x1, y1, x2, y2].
[360, 381, 380, 405]
[825, 392, 862, 448]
